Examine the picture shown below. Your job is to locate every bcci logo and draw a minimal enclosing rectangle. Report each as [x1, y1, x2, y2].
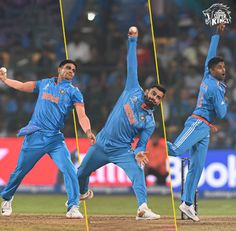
[202, 3, 231, 26]
[60, 89, 65, 94]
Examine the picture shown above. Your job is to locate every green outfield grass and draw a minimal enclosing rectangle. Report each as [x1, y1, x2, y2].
[12, 194, 174, 216]
[10, 194, 236, 217]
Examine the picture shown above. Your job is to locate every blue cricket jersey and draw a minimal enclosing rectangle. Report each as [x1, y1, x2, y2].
[193, 34, 228, 122]
[97, 37, 155, 155]
[19, 78, 84, 135]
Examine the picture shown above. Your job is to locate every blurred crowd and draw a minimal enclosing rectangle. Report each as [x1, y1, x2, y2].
[0, 0, 236, 149]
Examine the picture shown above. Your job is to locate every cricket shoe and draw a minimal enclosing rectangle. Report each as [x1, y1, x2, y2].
[80, 190, 94, 201]
[66, 205, 83, 219]
[136, 203, 160, 220]
[65, 190, 94, 208]
[179, 202, 200, 222]
[1, 196, 14, 216]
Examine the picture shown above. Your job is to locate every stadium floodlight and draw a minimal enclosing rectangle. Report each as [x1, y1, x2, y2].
[87, 12, 96, 21]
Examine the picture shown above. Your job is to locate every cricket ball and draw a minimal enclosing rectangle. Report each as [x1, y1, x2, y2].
[1, 67, 7, 73]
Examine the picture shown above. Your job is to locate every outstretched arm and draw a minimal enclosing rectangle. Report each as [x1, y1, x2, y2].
[0, 67, 35, 92]
[125, 26, 140, 90]
[134, 126, 155, 166]
[204, 23, 225, 72]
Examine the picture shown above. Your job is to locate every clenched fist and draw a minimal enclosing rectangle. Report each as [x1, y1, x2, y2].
[128, 26, 138, 38]
[0, 67, 7, 82]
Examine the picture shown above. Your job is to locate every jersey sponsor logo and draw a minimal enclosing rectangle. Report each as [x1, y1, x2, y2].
[124, 103, 136, 124]
[42, 92, 59, 104]
[130, 96, 138, 103]
[43, 83, 49, 90]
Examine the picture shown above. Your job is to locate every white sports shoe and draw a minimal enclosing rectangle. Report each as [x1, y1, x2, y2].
[80, 190, 94, 201]
[66, 205, 83, 219]
[136, 203, 160, 220]
[1, 197, 14, 216]
[65, 190, 94, 208]
[179, 202, 200, 222]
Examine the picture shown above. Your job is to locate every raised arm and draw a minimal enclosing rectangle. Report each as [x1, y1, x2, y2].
[125, 26, 140, 90]
[0, 67, 35, 92]
[204, 24, 225, 73]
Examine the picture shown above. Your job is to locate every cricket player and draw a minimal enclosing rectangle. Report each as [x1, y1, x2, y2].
[77, 26, 166, 220]
[0, 60, 96, 218]
[167, 23, 228, 221]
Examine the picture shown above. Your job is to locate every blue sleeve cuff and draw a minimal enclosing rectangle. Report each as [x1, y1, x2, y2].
[128, 37, 138, 42]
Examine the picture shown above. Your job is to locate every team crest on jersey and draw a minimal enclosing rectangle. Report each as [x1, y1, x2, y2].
[140, 114, 145, 121]
[60, 89, 65, 94]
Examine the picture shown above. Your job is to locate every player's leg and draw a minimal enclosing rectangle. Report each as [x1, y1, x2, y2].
[180, 133, 209, 221]
[111, 151, 160, 220]
[49, 142, 79, 207]
[167, 118, 206, 156]
[77, 144, 109, 195]
[1, 139, 45, 216]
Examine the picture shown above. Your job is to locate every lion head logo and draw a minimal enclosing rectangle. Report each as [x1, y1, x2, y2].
[202, 3, 231, 26]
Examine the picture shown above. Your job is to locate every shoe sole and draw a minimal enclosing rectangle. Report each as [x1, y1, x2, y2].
[80, 190, 93, 201]
[136, 216, 161, 220]
[1, 213, 12, 216]
[179, 206, 199, 222]
[66, 216, 83, 219]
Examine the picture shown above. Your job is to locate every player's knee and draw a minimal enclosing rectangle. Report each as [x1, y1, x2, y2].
[167, 142, 183, 156]
[77, 166, 89, 179]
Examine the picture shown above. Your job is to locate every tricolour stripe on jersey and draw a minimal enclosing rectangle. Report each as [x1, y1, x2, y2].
[173, 119, 201, 150]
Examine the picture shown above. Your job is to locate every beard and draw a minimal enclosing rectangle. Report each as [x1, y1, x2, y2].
[144, 95, 156, 109]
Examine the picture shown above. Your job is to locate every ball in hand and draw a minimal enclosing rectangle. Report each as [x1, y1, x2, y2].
[129, 26, 138, 33]
[1, 67, 7, 73]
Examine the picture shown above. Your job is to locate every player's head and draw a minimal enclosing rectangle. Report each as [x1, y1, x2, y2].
[58, 59, 78, 81]
[144, 84, 166, 108]
[208, 56, 225, 81]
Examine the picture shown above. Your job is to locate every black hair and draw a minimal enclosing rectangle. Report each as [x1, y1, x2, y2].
[59, 59, 78, 70]
[149, 84, 167, 95]
[208, 56, 224, 70]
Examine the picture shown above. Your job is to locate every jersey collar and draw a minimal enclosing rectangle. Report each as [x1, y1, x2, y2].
[141, 103, 155, 114]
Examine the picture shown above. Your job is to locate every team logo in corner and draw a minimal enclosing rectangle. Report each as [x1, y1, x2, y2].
[202, 3, 231, 26]
[60, 89, 65, 94]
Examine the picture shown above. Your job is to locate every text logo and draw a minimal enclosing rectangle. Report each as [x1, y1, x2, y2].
[42, 92, 59, 104]
[124, 103, 136, 124]
[202, 3, 231, 26]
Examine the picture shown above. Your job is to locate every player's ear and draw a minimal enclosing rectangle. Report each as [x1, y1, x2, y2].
[144, 89, 149, 95]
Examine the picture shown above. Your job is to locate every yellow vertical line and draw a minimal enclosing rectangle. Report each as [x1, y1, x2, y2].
[147, 0, 178, 230]
[59, 0, 89, 230]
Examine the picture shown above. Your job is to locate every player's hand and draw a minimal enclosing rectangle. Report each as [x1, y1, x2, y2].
[0, 67, 7, 82]
[135, 151, 149, 166]
[86, 129, 96, 145]
[128, 26, 138, 38]
[216, 23, 225, 35]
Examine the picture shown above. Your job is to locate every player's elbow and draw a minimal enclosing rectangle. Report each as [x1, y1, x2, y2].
[216, 110, 227, 119]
